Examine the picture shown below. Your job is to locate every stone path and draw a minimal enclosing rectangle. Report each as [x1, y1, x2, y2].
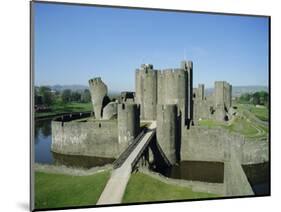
[96, 122, 156, 205]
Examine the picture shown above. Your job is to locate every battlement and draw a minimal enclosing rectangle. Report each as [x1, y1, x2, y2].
[118, 103, 140, 112]
[158, 68, 186, 77]
[141, 64, 153, 69]
[180, 60, 193, 70]
[136, 68, 157, 76]
[89, 77, 102, 84]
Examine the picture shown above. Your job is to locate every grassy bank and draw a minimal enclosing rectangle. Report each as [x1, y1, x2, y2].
[35, 170, 109, 209]
[122, 172, 217, 203]
[198, 104, 268, 140]
[35, 102, 92, 118]
[245, 105, 268, 121]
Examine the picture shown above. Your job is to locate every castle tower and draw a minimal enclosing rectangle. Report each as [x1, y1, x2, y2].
[117, 103, 140, 145]
[88, 78, 108, 119]
[180, 60, 193, 125]
[198, 84, 205, 100]
[214, 81, 232, 110]
[135, 64, 157, 120]
[157, 68, 188, 129]
[156, 104, 178, 165]
[214, 81, 232, 121]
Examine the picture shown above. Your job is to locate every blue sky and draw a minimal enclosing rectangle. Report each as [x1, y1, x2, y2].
[34, 2, 269, 92]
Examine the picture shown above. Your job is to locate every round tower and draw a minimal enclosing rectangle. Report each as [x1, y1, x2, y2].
[117, 103, 140, 145]
[156, 104, 178, 165]
[135, 64, 157, 120]
[157, 68, 188, 128]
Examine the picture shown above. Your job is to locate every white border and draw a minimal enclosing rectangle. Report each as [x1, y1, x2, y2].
[0, 0, 280, 211]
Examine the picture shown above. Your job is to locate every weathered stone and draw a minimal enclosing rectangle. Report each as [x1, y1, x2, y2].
[88, 77, 108, 119]
[117, 103, 140, 145]
[156, 104, 178, 165]
[103, 102, 117, 120]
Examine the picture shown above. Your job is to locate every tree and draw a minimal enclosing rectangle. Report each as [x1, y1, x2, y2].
[239, 93, 251, 103]
[252, 92, 260, 105]
[61, 89, 72, 103]
[71, 91, 82, 102]
[38, 86, 54, 106]
[81, 89, 91, 102]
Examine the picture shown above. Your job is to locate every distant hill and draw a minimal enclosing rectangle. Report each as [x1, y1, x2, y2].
[38, 84, 268, 97]
[42, 85, 121, 96]
[50, 85, 88, 92]
[205, 86, 268, 97]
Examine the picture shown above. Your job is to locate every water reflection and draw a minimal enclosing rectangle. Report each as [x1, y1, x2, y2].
[35, 119, 54, 164]
[52, 152, 115, 169]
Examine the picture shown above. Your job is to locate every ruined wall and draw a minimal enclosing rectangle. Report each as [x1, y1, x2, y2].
[103, 102, 117, 120]
[214, 81, 224, 107]
[193, 83, 215, 122]
[187, 61, 193, 121]
[193, 99, 213, 122]
[135, 64, 157, 120]
[214, 81, 232, 110]
[117, 103, 140, 145]
[197, 84, 205, 100]
[213, 82, 225, 120]
[88, 78, 108, 119]
[51, 120, 125, 158]
[156, 104, 178, 165]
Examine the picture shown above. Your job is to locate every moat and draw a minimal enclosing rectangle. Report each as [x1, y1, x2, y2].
[35, 118, 269, 195]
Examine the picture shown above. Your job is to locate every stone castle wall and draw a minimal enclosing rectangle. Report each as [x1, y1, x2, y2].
[51, 119, 127, 159]
[180, 126, 268, 164]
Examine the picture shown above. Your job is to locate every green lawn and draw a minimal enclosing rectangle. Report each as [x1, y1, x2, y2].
[199, 116, 264, 139]
[35, 102, 93, 118]
[249, 106, 269, 121]
[122, 172, 217, 203]
[35, 171, 109, 209]
[226, 117, 258, 136]
[198, 119, 226, 128]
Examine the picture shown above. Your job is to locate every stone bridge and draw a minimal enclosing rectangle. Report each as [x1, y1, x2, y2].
[97, 121, 170, 205]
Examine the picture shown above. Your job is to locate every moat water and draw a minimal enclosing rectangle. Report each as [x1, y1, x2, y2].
[35, 118, 269, 195]
[155, 161, 224, 183]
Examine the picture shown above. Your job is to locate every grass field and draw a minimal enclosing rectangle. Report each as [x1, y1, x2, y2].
[122, 172, 217, 203]
[35, 171, 109, 209]
[249, 106, 269, 121]
[35, 102, 93, 118]
[226, 117, 258, 136]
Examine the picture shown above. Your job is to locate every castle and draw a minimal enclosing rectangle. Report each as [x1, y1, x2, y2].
[51, 60, 268, 196]
[51, 60, 247, 165]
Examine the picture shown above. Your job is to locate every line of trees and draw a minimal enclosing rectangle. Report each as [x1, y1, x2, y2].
[35, 86, 91, 106]
[61, 89, 91, 103]
[238, 91, 269, 107]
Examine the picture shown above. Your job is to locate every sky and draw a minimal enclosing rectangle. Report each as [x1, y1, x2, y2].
[34, 2, 269, 92]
